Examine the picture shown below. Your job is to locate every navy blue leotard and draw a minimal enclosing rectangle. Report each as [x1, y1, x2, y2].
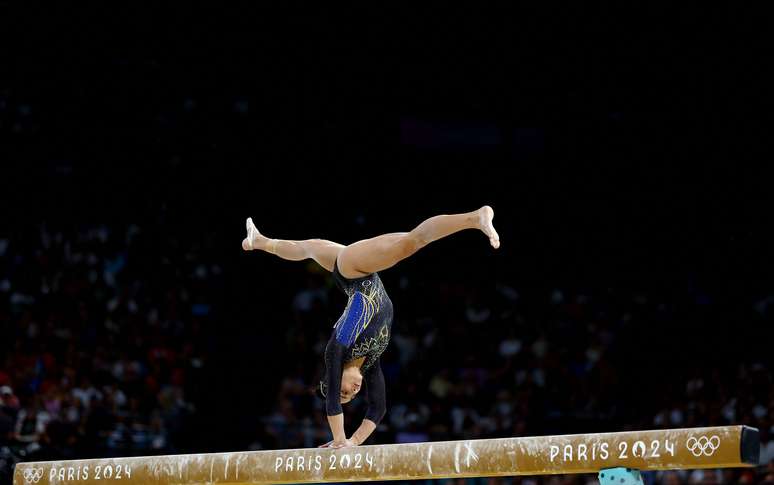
[320, 259, 393, 424]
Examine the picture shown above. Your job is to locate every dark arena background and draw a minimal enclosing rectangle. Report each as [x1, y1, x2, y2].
[2, 4, 773, 485]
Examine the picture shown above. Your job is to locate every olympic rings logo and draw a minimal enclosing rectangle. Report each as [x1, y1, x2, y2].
[22, 468, 44, 483]
[686, 435, 720, 457]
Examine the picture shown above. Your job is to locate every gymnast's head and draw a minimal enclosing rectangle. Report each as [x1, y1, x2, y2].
[339, 366, 363, 403]
[317, 366, 363, 404]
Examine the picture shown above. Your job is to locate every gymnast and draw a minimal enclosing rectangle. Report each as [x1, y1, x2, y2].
[242, 206, 499, 448]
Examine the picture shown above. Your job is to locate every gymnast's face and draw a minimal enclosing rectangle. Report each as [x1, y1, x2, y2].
[340, 367, 363, 404]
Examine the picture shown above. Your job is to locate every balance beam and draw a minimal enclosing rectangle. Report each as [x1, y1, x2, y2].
[14, 425, 759, 485]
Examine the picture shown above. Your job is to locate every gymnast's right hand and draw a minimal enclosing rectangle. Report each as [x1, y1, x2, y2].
[319, 438, 356, 449]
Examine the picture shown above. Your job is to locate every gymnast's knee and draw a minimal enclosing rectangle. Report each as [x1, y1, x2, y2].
[397, 233, 424, 257]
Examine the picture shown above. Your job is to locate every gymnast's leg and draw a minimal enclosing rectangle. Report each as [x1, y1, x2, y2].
[336, 205, 499, 278]
[242, 217, 344, 272]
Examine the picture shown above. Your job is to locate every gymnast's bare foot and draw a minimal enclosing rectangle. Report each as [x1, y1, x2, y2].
[242, 217, 266, 251]
[477, 206, 500, 249]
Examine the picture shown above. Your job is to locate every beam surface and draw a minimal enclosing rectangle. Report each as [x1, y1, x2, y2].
[14, 425, 758, 485]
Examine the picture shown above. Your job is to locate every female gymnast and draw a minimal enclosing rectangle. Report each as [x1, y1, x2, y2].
[241, 206, 500, 448]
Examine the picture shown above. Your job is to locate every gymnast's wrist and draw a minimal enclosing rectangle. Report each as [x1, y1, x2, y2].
[331, 428, 346, 442]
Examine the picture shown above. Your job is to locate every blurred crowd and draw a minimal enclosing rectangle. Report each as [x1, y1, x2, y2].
[3, 4, 771, 483]
[256, 263, 774, 485]
[0, 222, 218, 482]
[1, 223, 773, 485]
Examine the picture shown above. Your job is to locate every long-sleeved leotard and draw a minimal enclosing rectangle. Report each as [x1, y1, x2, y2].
[320, 259, 393, 425]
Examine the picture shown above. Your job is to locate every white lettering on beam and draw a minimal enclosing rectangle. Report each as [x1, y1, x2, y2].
[578, 444, 588, 461]
[564, 444, 573, 461]
[548, 440, 675, 463]
[274, 453, 373, 475]
[550, 445, 560, 462]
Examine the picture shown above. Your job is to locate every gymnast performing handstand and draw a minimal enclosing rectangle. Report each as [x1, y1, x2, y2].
[242, 206, 500, 448]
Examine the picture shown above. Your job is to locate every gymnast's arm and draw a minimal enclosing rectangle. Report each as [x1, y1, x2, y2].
[351, 360, 386, 445]
[324, 340, 350, 446]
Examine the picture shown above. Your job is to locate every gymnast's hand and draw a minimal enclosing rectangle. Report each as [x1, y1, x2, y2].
[319, 438, 357, 449]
